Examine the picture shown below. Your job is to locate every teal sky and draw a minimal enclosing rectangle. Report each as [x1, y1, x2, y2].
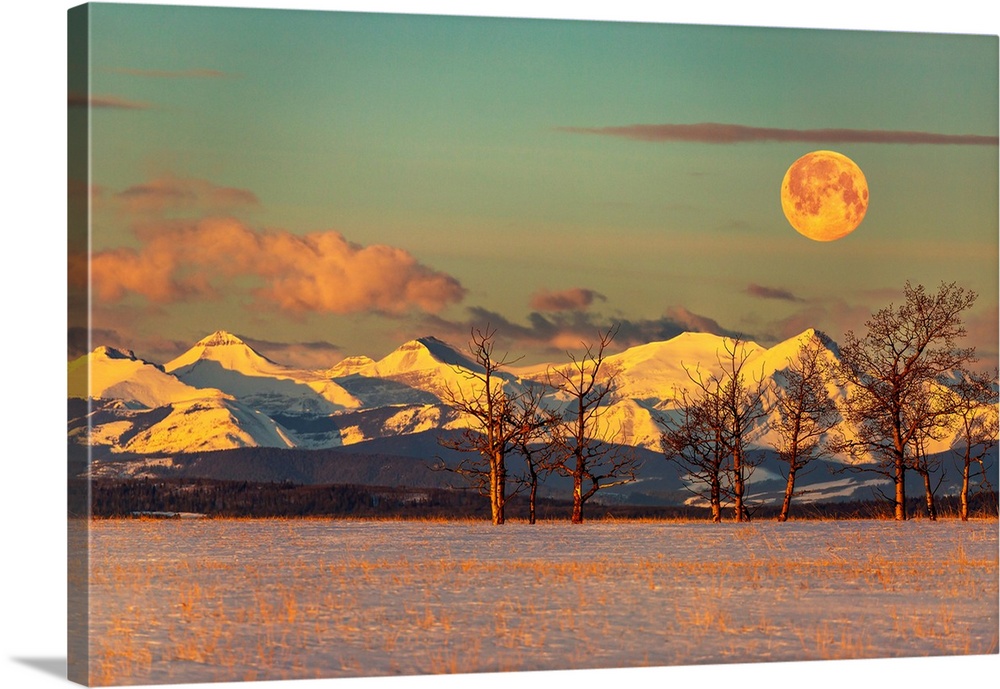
[73, 1, 999, 367]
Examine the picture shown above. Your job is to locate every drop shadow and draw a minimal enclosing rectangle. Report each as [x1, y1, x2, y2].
[10, 656, 67, 680]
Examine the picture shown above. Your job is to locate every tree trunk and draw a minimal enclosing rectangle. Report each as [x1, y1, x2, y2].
[710, 473, 721, 523]
[960, 461, 971, 521]
[528, 473, 538, 525]
[732, 447, 746, 523]
[571, 473, 584, 524]
[778, 465, 797, 522]
[921, 471, 937, 521]
[498, 461, 506, 525]
[490, 490, 504, 524]
[894, 457, 907, 521]
[491, 454, 506, 525]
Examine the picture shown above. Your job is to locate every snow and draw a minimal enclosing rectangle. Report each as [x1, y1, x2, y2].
[122, 398, 295, 454]
[794, 477, 893, 502]
[326, 355, 376, 377]
[321, 338, 525, 415]
[337, 425, 367, 445]
[383, 405, 444, 435]
[594, 398, 665, 450]
[85, 519, 999, 685]
[87, 420, 133, 447]
[163, 330, 276, 372]
[165, 330, 361, 413]
[69, 346, 220, 408]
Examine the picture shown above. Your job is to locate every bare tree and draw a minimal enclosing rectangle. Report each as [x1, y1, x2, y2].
[436, 326, 527, 525]
[509, 384, 558, 525]
[949, 368, 998, 520]
[831, 282, 978, 521]
[661, 381, 728, 522]
[769, 335, 840, 522]
[546, 326, 641, 523]
[661, 337, 769, 522]
[717, 337, 770, 522]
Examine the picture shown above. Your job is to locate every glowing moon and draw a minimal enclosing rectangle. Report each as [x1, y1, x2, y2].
[780, 150, 869, 241]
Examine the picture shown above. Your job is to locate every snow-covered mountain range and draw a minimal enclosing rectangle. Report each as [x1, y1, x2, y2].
[71, 328, 851, 457]
[67, 328, 999, 506]
[76, 326, 994, 472]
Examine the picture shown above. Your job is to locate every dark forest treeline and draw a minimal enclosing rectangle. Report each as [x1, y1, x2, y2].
[80, 478, 999, 521]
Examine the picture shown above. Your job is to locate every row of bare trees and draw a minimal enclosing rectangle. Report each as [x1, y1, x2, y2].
[436, 325, 641, 525]
[661, 282, 997, 522]
[660, 334, 846, 523]
[436, 282, 996, 524]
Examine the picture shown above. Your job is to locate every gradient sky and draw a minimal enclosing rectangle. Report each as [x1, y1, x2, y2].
[70, 1, 999, 368]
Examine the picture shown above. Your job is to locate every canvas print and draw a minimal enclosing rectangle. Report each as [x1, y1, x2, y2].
[67, 2, 999, 686]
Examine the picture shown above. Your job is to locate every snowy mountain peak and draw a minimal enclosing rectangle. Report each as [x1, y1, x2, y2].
[69, 345, 216, 408]
[788, 327, 834, 348]
[763, 329, 840, 364]
[665, 331, 748, 347]
[160, 330, 361, 414]
[412, 336, 475, 368]
[371, 337, 477, 374]
[94, 345, 137, 361]
[195, 330, 249, 348]
[808, 328, 838, 353]
[800, 328, 839, 357]
[165, 331, 276, 373]
[327, 355, 377, 378]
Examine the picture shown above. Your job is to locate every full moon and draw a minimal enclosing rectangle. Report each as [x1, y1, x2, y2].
[780, 150, 869, 241]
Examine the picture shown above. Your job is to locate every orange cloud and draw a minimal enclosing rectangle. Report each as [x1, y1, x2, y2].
[662, 306, 729, 335]
[89, 218, 465, 315]
[68, 92, 152, 109]
[243, 337, 343, 370]
[761, 297, 877, 346]
[746, 283, 802, 302]
[530, 287, 606, 312]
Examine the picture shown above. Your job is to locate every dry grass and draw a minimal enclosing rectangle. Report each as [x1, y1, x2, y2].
[85, 518, 999, 685]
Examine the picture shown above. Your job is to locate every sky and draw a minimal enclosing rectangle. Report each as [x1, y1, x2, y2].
[69, 1, 998, 371]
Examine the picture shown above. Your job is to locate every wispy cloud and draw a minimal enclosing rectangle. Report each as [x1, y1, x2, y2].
[67, 326, 193, 364]
[114, 175, 259, 214]
[422, 304, 741, 358]
[965, 306, 1000, 372]
[660, 306, 734, 336]
[756, 297, 876, 347]
[243, 337, 343, 370]
[746, 283, 803, 302]
[83, 218, 466, 316]
[529, 287, 606, 312]
[559, 122, 999, 146]
[68, 326, 128, 359]
[68, 92, 152, 109]
[106, 67, 235, 79]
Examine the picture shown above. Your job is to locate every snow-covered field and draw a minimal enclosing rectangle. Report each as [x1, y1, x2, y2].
[84, 519, 998, 685]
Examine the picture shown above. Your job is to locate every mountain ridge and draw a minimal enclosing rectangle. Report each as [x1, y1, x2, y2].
[64, 326, 921, 459]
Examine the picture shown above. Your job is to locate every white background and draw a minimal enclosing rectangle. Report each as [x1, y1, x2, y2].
[2, 2, 997, 688]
